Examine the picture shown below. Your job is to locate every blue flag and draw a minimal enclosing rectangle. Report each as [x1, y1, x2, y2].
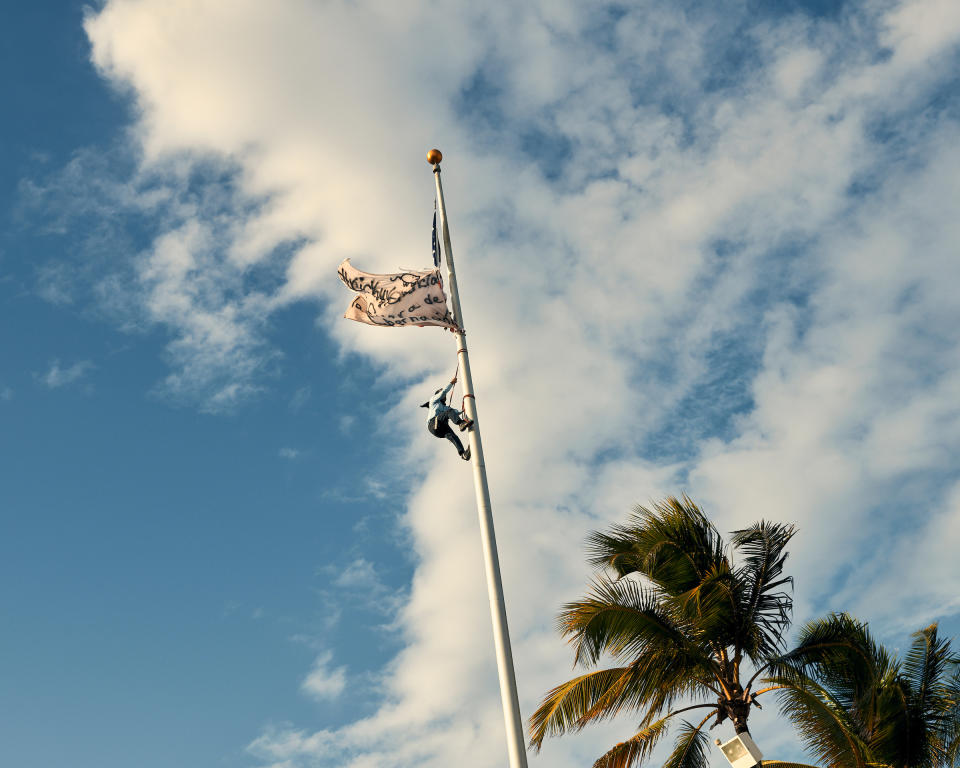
[432, 205, 441, 268]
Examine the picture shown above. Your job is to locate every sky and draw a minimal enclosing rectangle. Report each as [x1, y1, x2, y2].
[2, 1, 960, 767]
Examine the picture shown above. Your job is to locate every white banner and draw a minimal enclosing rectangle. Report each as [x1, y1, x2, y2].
[337, 259, 457, 330]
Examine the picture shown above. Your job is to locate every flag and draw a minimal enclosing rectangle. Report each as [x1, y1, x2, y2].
[337, 259, 457, 329]
[432, 204, 441, 268]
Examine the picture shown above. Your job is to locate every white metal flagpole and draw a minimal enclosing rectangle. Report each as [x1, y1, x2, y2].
[428, 148, 529, 768]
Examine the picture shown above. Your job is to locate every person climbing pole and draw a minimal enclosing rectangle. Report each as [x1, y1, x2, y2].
[421, 376, 474, 460]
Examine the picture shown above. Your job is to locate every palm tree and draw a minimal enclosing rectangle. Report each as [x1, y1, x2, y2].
[769, 613, 960, 768]
[528, 495, 797, 768]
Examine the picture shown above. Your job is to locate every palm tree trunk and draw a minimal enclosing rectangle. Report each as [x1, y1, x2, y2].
[726, 699, 751, 734]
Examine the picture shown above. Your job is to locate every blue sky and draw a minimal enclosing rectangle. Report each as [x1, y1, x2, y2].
[2, 6, 406, 765]
[3, 2, 960, 768]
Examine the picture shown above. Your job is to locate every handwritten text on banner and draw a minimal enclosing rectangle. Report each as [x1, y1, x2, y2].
[337, 259, 457, 330]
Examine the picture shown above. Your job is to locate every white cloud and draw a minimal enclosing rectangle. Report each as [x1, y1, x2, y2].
[331, 559, 383, 591]
[139, 218, 282, 411]
[279, 447, 300, 460]
[0, 387, 12, 401]
[289, 386, 311, 412]
[21, 149, 283, 411]
[300, 651, 347, 702]
[39, 359, 94, 389]
[69, 0, 960, 766]
[35, 262, 76, 305]
[322, 557, 405, 619]
[362, 479, 387, 501]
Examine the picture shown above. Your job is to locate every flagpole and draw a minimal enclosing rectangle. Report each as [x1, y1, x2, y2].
[428, 149, 529, 768]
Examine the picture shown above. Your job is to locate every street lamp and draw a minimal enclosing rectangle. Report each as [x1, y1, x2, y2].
[715, 734, 763, 768]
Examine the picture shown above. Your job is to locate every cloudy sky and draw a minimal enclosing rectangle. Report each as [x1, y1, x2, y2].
[3, 1, 960, 767]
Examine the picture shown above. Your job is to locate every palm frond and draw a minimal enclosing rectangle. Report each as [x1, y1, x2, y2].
[775, 675, 872, 768]
[731, 520, 796, 659]
[588, 716, 674, 768]
[592, 712, 714, 768]
[623, 652, 719, 726]
[587, 496, 728, 597]
[868, 674, 914, 768]
[945, 727, 960, 768]
[528, 668, 636, 749]
[771, 616, 960, 768]
[767, 613, 898, 747]
[767, 614, 887, 691]
[666, 561, 738, 642]
[897, 624, 960, 768]
[941, 661, 960, 767]
[904, 624, 953, 722]
[659, 715, 713, 768]
[559, 575, 711, 669]
[760, 762, 829, 768]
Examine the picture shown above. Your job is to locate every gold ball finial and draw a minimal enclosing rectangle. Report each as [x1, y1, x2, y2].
[426, 148, 442, 165]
